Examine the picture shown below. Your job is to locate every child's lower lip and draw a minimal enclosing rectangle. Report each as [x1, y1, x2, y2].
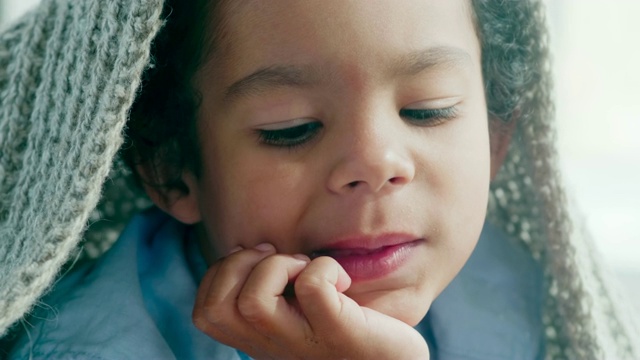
[313, 240, 423, 281]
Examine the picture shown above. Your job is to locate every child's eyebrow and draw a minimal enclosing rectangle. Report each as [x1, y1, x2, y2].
[224, 64, 318, 102]
[223, 46, 472, 103]
[390, 46, 473, 77]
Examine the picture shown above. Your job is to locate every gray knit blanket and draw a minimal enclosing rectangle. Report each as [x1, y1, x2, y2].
[0, 0, 163, 336]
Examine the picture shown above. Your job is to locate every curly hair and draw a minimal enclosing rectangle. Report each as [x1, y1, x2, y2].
[123, 0, 547, 193]
[122, 0, 214, 193]
[472, 0, 548, 123]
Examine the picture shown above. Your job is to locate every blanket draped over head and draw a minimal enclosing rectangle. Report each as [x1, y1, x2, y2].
[0, 0, 637, 358]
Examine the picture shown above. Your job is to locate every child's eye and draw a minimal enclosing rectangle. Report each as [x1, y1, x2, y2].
[399, 106, 458, 126]
[257, 121, 323, 149]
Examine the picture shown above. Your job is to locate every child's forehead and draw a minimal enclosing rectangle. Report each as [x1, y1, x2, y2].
[215, 0, 476, 42]
[205, 0, 479, 84]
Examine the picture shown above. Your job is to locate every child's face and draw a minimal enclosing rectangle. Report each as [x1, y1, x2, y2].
[188, 0, 489, 325]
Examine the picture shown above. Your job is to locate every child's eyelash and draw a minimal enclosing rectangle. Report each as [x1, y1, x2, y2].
[256, 107, 456, 149]
[256, 122, 323, 149]
[399, 106, 459, 126]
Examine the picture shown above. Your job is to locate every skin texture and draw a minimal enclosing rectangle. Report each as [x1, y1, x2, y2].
[147, 0, 513, 358]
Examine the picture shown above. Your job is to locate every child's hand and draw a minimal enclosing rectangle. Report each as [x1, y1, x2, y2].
[192, 243, 430, 359]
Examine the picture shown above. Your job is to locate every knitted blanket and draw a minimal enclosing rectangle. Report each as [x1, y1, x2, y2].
[0, 0, 163, 336]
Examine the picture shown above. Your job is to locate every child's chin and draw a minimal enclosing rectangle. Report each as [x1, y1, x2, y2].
[350, 289, 433, 327]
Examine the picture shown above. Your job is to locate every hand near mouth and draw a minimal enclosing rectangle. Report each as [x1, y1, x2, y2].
[192, 243, 430, 360]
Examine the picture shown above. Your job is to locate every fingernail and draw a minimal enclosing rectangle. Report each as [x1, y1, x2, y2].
[293, 254, 310, 262]
[227, 246, 243, 255]
[254, 243, 275, 252]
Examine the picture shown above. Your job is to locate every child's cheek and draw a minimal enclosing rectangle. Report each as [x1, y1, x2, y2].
[198, 151, 318, 255]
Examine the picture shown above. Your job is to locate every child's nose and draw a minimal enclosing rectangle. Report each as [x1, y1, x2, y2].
[325, 120, 415, 195]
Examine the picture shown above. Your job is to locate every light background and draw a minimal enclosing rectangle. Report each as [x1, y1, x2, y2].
[546, 1, 640, 311]
[2, 0, 638, 308]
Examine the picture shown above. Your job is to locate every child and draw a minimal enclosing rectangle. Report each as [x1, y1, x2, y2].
[0, 0, 637, 358]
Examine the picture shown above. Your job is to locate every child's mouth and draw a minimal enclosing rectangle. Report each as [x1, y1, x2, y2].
[311, 246, 394, 258]
[309, 237, 423, 282]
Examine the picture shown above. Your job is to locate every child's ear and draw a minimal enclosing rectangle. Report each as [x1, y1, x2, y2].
[139, 168, 202, 225]
[489, 114, 517, 181]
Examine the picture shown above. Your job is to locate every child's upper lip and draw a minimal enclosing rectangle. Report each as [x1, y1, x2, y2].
[309, 233, 422, 258]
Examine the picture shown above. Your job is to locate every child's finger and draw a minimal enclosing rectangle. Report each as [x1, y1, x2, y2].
[192, 244, 277, 351]
[193, 261, 245, 349]
[294, 256, 357, 336]
[236, 254, 311, 341]
[202, 244, 275, 321]
[295, 258, 430, 358]
[193, 259, 221, 319]
[192, 245, 243, 317]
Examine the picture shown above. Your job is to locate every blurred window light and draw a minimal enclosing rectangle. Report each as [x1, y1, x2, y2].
[547, 1, 640, 313]
[1, 0, 39, 27]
